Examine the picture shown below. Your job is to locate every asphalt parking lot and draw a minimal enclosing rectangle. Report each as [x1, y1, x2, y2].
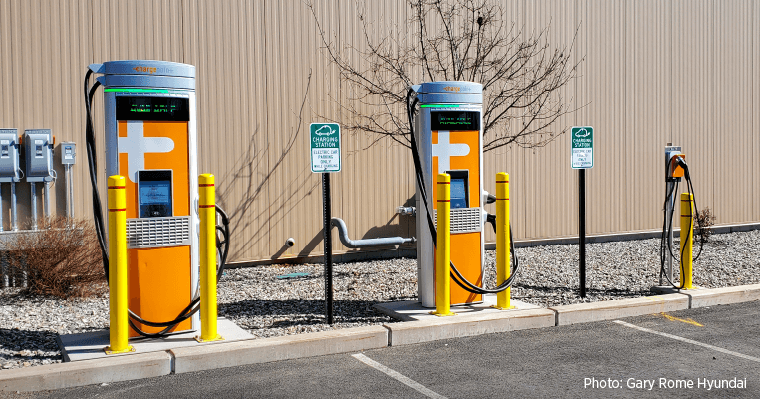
[11, 301, 760, 399]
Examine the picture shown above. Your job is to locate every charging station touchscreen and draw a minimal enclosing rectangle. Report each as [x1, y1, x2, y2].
[138, 170, 173, 218]
[450, 178, 467, 209]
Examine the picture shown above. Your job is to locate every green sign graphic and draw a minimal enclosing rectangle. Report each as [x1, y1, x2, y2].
[571, 126, 593, 169]
[310, 123, 341, 173]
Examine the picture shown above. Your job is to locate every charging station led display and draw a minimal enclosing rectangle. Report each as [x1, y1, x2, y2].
[431, 111, 479, 131]
[116, 96, 189, 121]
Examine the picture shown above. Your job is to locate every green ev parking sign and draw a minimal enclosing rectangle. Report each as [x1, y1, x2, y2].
[310, 123, 341, 173]
[571, 126, 594, 169]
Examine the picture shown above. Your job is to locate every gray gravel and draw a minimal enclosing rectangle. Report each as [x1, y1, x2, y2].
[1, 229, 759, 370]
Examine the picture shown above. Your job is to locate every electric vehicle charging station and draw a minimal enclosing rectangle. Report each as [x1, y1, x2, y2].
[23, 129, 55, 230]
[657, 143, 703, 291]
[0, 129, 21, 231]
[89, 60, 200, 337]
[411, 82, 486, 308]
[662, 145, 684, 285]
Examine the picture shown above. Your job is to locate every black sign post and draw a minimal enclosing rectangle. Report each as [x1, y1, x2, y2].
[310, 123, 341, 325]
[322, 173, 334, 324]
[579, 169, 586, 298]
[571, 126, 593, 298]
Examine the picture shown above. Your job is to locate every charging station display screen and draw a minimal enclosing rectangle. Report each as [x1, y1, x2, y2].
[138, 170, 173, 218]
[431, 111, 479, 131]
[450, 178, 468, 208]
[116, 97, 189, 121]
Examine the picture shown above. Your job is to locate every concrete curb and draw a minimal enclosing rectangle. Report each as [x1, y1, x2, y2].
[549, 294, 689, 326]
[385, 308, 555, 346]
[3, 283, 760, 392]
[683, 284, 760, 308]
[170, 325, 388, 374]
[0, 351, 171, 393]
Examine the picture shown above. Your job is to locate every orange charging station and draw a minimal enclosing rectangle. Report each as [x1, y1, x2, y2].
[93, 61, 199, 337]
[412, 82, 485, 307]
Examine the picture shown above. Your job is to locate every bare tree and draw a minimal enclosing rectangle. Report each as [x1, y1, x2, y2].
[307, 0, 583, 151]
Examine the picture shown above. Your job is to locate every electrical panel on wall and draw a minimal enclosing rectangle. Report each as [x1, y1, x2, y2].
[24, 129, 55, 183]
[0, 129, 21, 183]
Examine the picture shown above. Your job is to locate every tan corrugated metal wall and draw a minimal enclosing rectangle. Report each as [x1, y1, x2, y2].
[0, 0, 757, 263]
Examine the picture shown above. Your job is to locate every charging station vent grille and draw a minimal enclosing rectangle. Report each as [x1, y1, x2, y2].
[433, 208, 482, 234]
[127, 216, 191, 248]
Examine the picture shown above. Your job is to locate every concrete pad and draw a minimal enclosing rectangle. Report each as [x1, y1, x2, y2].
[58, 317, 252, 362]
[649, 285, 703, 296]
[384, 308, 556, 346]
[550, 294, 689, 326]
[374, 294, 540, 321]
[685, 284, 760, 308]
[0, 351, 171, 392]
[171, 325, 388, 374]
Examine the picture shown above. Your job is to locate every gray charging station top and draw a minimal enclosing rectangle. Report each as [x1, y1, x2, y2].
[90, 60, 195, 90]
[415, 81, 482, 105]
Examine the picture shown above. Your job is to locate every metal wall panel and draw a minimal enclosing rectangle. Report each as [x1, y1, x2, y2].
[0, 0, 757, 262]
[753, 1, 760, 222]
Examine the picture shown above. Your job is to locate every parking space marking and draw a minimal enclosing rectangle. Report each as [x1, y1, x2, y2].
[660, 312, 704, 327]
[352, 353, 449, 399]
[614, 320, 760, 362]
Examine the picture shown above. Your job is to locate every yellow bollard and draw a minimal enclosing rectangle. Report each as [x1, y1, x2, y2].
[494, 173, 515, 309]
[432, 173, 455, 316]
[680, 192, 694, 289]
[197, 174, 223, 342]
[105, 176, 134, 355]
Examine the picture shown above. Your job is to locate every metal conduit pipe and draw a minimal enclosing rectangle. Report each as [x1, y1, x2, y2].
[330, 218, 416, 248]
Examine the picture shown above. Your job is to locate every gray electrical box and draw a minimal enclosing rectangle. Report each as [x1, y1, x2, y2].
[24, 129, 55, 182]
[0, 129, 21, 183]
[61, 142, 76, 165]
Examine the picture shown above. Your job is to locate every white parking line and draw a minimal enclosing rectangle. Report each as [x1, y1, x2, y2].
[614, 320, 760, 363]
[352, 353, 449, 399]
